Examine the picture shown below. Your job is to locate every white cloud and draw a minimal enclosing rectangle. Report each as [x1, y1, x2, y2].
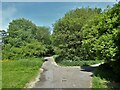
[2, 6, 17, 30]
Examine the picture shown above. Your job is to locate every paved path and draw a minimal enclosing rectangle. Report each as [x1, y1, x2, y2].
[33, 57, 92, 88]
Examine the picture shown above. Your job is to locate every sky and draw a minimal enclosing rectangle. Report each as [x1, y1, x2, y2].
[1, 2, 117, 32]
[1, 0, 119, 2]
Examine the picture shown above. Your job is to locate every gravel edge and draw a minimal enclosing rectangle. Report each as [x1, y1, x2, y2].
[25, 68, 43, 88]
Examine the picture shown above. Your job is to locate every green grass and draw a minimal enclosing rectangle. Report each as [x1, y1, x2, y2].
[2, 58, 43, 88]
[92, 76, 108, 88]
[0, 60, 2, 90]
[53, 55, 104, 66]
[57, 60, 103, 66]
[92, 62, 120, 89]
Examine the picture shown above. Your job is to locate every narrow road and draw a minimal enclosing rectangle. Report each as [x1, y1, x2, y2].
[33, 57, 92, 88]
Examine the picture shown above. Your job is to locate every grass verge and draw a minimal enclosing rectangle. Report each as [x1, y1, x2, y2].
[0, 60, 2, 90]
[53, 55, 103, 66]
[2, 58, 43, 88]
[92, 76, 108, 88]
[92, 62, 120, 89]
[57, 60, 103, 66]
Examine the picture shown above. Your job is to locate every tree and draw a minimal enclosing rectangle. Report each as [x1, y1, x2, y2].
[82, 2, 120, 62]
[35, 26, 51, 45]
[2, 18, 52, 60]
[52, 8, 101, 61]
[6, 18, 37, 47]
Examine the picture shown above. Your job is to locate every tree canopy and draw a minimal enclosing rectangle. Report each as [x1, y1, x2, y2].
[52, 8, 101, 61]
[2, 18, 52, 60]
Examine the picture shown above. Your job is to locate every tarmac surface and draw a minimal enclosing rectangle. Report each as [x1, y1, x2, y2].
[33, 57, 92, 88]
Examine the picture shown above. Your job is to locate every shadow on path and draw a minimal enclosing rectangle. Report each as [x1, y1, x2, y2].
[81, 66, 97, 72]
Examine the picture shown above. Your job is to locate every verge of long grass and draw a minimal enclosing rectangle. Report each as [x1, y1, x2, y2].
[0, 60, 2, 90]
[92, 62, 120, 89]
[53, 55, 104, 66]
[59, 60, 103, 66]
[2, 58, 43, 88]
[92, 76, 108, 89]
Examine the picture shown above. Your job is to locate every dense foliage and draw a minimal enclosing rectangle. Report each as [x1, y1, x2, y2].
[52, 8, 101, 61]
[82, 2, 120, 62]
[2, 18, 53, 60]
[53, 2, 120, 63]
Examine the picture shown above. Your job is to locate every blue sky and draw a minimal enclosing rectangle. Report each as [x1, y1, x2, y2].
[1, 2, 116, 32]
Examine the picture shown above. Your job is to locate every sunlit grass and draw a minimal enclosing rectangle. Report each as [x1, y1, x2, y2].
[0, 60, 2, 90]
[92, 76, 108, 89]
[2, 58, 43, 88]
[53, 55, 104, 66]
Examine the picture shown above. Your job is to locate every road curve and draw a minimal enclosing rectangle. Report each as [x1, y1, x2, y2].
[33, 57, 92, 88]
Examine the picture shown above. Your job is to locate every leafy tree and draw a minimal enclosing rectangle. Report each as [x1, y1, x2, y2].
[6, 18, 37, 47]
[82, 2, 120, 62]
[35, 26, 51, 44]
[2, 18, 52, 60]
[52, 8, 101, 61]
